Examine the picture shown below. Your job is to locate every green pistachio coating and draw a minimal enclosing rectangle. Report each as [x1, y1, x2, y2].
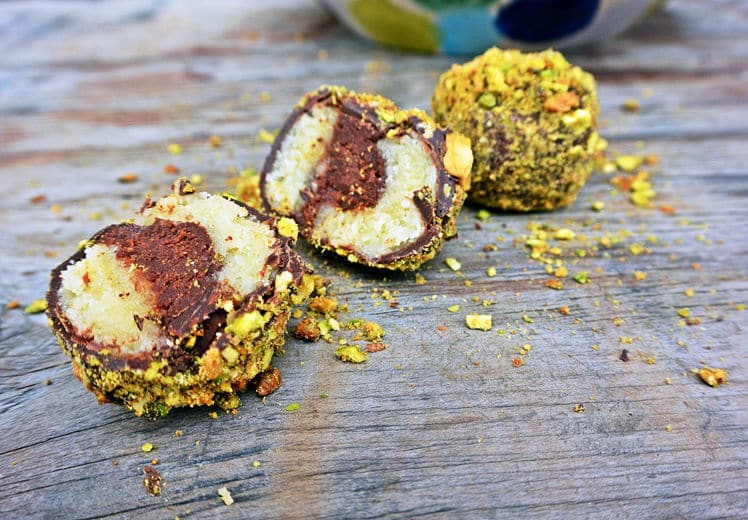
[432, 48, 606, 212]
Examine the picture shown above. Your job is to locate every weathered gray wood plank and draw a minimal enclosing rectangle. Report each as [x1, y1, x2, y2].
[1, 1, 747, 518]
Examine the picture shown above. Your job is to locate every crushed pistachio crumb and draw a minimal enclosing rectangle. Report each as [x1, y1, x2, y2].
[698, 367, 727, 387]
[285, 403, 300, 412]
[447, 304, 460, 313]
[258, 129, 277, 144]
[252, 460, 261, 468]
[466, 314, 492, 331]
[309, 296, 338, 314]
[118, 173, 138, 184]
[24, 299, 47, 314]
[335, 346, 367, 363]
[621, 98, 641, 112]
[445, 257, 462, 271]
[676, 308, 690, 318]
[486, 267, 497, 277]
[141, 443, 154, 453]
[276, 217, 299, 240]
[218, 486, 234, 506]
[572, 272, 590, 284]
[553, 228, 576, 241]
[362, 321, 384, 341]
[615, 155, 643, 172]
[142, 466, 162, 496]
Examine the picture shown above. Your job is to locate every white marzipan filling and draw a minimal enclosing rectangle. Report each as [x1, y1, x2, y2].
[264, 105, 338, 214]
[311, 134, 437, 260]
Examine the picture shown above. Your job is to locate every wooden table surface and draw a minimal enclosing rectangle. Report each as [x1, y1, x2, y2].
[1, 1, 747, 518]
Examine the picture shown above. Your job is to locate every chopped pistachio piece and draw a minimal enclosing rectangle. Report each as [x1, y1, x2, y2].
[698, 367, 728, 387]
[24, 298, 47, 314]
[466, 314, 492, 331]
[218, 486, 234, 506]
[276, 217, 299, 240]
[615, 155, 643, 172]
[335, 346, 367, 363]
[572, 272, 590, 284]
[445, 257, 462, 271]
[553, 228, 576, 241]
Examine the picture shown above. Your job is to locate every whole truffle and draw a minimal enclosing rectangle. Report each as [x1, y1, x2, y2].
[432, 48, 605, 212]
[47, 180, 314, 418]
[261, 85, 472, 271]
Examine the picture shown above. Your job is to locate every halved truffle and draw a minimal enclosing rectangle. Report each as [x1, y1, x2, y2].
[47, 179, 313, 418]
[261, 85, 472, 271]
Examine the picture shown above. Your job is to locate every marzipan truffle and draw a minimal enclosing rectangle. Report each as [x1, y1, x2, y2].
[433, 48, 605, 212]
[261, 85, 472, 271]
[47, 179, 314, 418]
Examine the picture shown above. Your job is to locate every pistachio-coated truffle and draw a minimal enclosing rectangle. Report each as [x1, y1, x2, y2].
[47, 179, 314, 418]
[432, 48, 606, 212]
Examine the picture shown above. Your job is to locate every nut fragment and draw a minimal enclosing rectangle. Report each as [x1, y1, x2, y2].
[308, 296, 338, 315]
[253, 366, 282, 397]
[218, 486, 234, 506]
[364, 342, 387, 353]
[443, 132, 473, 190]
[466, 314, 492, 331]
[362, 321, 384, 341]
[543, 91, 580, 113]
[293, 316, 321, 341]
[335, 346, 367, 363]
[698, 367, 728, 387]
[276, 217, 298, 240]
[143, 466, 162, 496]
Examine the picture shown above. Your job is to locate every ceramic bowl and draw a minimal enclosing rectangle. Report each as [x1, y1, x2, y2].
[321, 0, 664, 54]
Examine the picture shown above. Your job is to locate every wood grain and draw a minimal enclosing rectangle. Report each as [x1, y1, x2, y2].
[1, 1, 747, 518]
